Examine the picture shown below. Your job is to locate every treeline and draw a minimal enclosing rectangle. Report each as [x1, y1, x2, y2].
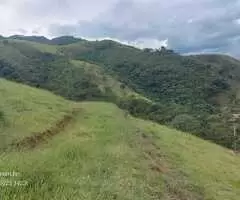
[118, 97, 239, 150]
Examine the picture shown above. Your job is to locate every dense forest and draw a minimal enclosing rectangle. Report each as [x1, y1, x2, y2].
[0, 36, 239, 150]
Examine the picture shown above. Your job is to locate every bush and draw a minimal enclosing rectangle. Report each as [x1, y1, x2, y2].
[170, 114, 201, 134]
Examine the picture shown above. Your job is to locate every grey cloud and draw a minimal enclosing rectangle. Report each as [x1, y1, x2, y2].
[10, 28, 28, 34]
[1, 0, 239, 56]
[48, 0, 240, 56]
[19, 0, 117, 21]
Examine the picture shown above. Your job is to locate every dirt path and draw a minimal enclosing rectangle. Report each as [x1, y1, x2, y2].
[140, 132, 168, 173]
[139, 131, 204, 200]
[11, 109, 80, 150]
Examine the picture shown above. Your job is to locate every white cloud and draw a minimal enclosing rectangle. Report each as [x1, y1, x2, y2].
[129, 38, 168, 49]
[0, 0, 117, 36]
[234, 18, 240, 24]
[84, 36, 168, 49]
[0, 0, 240, 55]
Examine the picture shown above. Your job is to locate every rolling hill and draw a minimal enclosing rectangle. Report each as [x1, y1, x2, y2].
[7, 35, 82, 45]
[60, 39, 240, 108]
[0, 39, 142, 102]
[0, 78, 240, 200]
[0, 36, 239, 150]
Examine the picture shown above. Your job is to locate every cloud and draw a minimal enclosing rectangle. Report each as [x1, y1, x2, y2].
[82, 36, 168, 49]
[1, 0, 240, 56]
[0, 0, 117, 36]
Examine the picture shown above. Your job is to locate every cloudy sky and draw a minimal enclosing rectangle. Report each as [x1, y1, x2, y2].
[1, 0, 240, 56]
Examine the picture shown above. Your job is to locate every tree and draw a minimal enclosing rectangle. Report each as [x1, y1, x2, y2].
[170, 114, 201, 133]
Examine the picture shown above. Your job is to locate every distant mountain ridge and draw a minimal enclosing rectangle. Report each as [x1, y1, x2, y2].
[1, 35, 84, 45]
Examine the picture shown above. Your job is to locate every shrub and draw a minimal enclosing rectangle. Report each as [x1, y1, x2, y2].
[170, 114, 201, 134]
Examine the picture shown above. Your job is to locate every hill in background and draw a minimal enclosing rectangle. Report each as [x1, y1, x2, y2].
[0, 36, 240, 150]
[7, 35, 83, 45]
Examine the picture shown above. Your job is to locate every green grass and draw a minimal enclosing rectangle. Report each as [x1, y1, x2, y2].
[137, 120, 240, 200]
[0, 78, 240, 199]
[0, 78, 74, 147]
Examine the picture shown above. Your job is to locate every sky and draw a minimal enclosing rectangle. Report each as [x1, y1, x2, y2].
[1, 0, 240, 56]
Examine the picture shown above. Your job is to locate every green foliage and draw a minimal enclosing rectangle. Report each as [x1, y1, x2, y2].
[118, 97, 175, 123]
[0, 41, 139, 104]
[60, 40, 237, 108]
[170, 114, 201, 133]
[0, 42, 111, 101]
[60, 41, 234, 117]
[50, 36, 82, 45]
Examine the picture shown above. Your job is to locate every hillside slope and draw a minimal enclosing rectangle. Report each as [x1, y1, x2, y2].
[59, 39, 240, 149]
[0, 79, 240, 200]
[0, 37, 240, 150]
[0, 78, 74, 148]
[60, 40, 240, 108]
[0, 39, 142, 101]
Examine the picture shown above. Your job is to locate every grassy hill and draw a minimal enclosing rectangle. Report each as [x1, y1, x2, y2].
[0, 36, 240, 150]
[0, 78, 240, 199]
[0, 78, 74, 148]
[0, 39, 142, 102]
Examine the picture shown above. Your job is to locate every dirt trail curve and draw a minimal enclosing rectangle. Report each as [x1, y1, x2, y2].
[11, 108, 81, 150]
